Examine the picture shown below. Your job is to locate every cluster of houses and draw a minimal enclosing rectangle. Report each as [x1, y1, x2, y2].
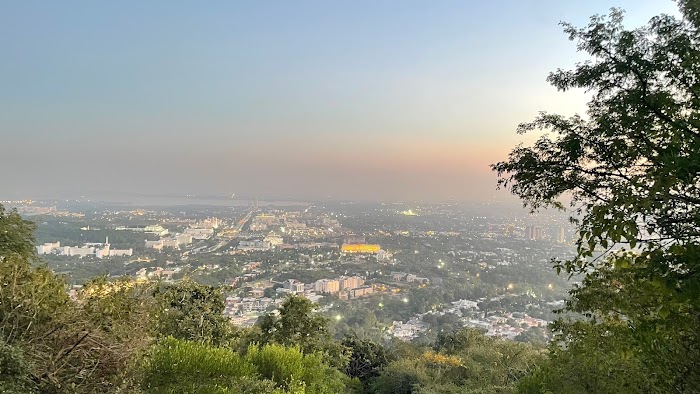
[390, 271, 430, 284]
[387, 298, 548, 342]
[225, 274, 378, 327]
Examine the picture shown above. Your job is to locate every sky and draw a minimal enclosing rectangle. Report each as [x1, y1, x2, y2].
[0, 0, 680, 202]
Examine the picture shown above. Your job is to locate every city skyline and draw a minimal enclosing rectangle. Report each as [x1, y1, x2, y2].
[1, 1, 677, 201]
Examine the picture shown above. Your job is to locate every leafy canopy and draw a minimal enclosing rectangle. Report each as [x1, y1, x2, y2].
[142, 337, 348, 394]
[492, 6, 700, 273]
[154, 280, 237, 346]
[493, 2, 700, 392]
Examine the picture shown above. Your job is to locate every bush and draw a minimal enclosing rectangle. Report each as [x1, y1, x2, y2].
[0, 342, 35, 393]
[141, 338, 349, 394]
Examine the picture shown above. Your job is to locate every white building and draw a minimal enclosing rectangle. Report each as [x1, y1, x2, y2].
[36, 242, 61, 255]
[176, 234, 193, 245]
[109, 248, 133, 257]
[161, 238, 180, 248]
[284, 279, 305, 294]
[237, 239, 268, 251]
[263, 234, 284, 247]
[116, 225, 168, 236]
[65, 246, 96, 258]
[145, 240, 163, 250]
[185, 228, 214, 239]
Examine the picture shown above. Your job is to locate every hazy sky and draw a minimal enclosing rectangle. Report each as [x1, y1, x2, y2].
[0, 1, 679, 202]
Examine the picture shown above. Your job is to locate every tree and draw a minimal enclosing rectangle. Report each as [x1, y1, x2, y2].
[342, 336, 390, 388]
[0, 203, 155, 393]
[154, 280, 237, 346]
[256, 296, 325, 347]
[252, 295, 351, 371]
[0, 342, 34, 394]
[33, 277, 155, 392]
[492, 3, 700, 392]
[517, 321, 655, 394]
[513, 327, 546, 346]
[371, 329, 541, 394]
[0, 204, 36, 261]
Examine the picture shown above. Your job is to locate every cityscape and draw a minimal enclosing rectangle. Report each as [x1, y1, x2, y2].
[8, 196, 574, 345]
[2, 0, 696, 392]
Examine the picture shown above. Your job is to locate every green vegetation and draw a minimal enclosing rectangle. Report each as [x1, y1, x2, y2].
[0, 208, 153, 392]
[370, 329, 543, 394]
[154, 280, 238, 346]
[494, 2, 700, 392]
[142, 338, 347, 394]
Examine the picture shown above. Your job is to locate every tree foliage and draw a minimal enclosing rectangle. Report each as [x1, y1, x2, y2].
[154, 280, 236, 346]
[253, 295, 349, 368]
[493, 3, 700, 392]
[492, 6, 700, 273]
[372, 329, 542, 394]
[0, 203, 155, 393]
[0, 205, 37, 261]
[256, 296, 329, 351]
[342, 335, 390, 387]
[0, 342, 34, 394]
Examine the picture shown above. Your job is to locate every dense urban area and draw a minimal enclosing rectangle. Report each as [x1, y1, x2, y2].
[11, 197, 574, 346]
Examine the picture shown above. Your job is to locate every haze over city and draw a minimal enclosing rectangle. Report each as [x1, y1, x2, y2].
[1, 1, 676, 201]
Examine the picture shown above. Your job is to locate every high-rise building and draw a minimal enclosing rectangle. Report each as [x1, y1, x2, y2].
[557, 227, 566, 243]
[533, 226, 544, 241]
[285, 279, 304, 294]
[525, 225, 534, 240]
[525, 225, 544, 240]
[314, 279, 340, 294]
[340, 276, 364, 290]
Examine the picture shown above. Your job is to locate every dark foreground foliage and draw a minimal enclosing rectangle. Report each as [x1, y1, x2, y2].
[495, 1, 700, 392]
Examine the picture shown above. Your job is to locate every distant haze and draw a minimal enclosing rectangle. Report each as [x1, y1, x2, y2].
[1, 1, 676, 201]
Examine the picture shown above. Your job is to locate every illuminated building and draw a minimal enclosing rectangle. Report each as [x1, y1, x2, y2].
[341, 244, 381, 253]
[314, 279, 340, 294]
[340, 276, 364, 290]
[350, 285, 374, 298]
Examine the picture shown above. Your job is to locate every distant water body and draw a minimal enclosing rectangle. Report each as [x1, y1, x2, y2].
[102, 196, 309, 208]
[32, 192, 310, 208]
[136, 197, 307, 207]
